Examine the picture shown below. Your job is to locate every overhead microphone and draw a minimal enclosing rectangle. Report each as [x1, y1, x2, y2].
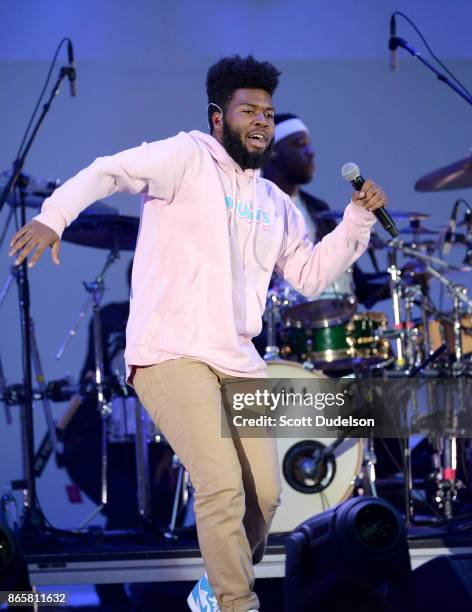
[341, 162, 399, 238]
[388, 14, 397, 72]
[67, 40, 77, 97]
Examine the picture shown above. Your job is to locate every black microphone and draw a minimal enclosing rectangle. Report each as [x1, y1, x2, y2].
[389, 14, 397, 72]
[341, 162, 399, 238]
[442, 200, 460, 256]
[67, 40, 77, 98]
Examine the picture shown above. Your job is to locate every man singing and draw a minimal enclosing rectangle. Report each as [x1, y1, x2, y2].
[10, 55, 387, 612]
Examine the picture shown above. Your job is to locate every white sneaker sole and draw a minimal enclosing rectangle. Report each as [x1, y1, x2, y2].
[187, 592, 199, 612]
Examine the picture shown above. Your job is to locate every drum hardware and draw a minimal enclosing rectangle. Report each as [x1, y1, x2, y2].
[0, 170, 61, 210]
[385, 344, 449, 526]
[0, 172, 61, 252]
[402, 284, 423, 369]
[413, 264, 472, 373]
[164, 455, 192, 539]
[0, 55, 81, 530]
[263, 289, 281, 361]
[359, 436, 378, 498]
[54, 245, 152, 528]
[387, 241, 406, 367]
[0, 267, 59, 453]
[134, 397, 151, 522]
[283, 295, 357, 330]
[397, 220, 440, 236]
[0, 353, 10, 425]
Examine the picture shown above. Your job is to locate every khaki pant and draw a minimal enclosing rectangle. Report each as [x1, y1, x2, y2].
[133, 358, 282, 612]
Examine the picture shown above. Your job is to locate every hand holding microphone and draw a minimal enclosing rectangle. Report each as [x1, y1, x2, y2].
[342, 162, 398, 238]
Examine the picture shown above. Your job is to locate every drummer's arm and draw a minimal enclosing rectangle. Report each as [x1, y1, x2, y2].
[275, 194, 379, 298]
[9, 132, 196, 268]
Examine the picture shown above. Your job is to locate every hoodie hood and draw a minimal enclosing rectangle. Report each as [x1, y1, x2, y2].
[189, 130, 261, 179]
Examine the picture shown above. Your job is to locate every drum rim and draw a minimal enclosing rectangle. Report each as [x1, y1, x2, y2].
[350, 311, 387, 324]
[282, 296, 357, 330]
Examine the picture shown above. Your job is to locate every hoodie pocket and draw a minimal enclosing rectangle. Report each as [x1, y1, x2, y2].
[152, 266, 264, 351]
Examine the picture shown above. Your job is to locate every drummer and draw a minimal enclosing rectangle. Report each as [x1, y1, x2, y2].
[263, 113, 391, 308]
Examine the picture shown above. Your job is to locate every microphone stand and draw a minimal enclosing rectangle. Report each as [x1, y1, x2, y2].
[0, 64, 74, 533]
[389, 36, 472, 107]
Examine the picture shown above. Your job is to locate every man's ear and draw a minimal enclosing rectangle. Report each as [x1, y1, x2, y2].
[213, 112, 223, 132]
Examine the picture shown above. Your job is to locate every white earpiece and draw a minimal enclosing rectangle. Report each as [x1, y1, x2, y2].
[207, 102, 223, 127]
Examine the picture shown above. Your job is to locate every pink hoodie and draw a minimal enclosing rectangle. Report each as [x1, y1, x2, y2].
[34, 130, 376, 378]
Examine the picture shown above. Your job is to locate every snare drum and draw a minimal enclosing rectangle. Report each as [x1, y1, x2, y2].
[309, 312, 391, 370]
[266, 361, 363, 532]
[280, 295, 357, 364]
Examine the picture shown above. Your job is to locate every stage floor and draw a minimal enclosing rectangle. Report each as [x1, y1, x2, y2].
[25, 525, 472, 586]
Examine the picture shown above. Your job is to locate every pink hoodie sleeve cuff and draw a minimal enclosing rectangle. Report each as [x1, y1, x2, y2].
[344, 200, 377, 227]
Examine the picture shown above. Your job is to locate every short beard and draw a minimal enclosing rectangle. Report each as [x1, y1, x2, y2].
[222, 121, 273, 170]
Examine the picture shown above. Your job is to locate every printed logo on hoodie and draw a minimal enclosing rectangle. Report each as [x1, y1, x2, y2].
[225, 195, 272, 229]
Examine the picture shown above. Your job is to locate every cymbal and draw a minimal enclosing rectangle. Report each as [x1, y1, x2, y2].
[368, 233, 438, 250]
[62, 212, 139, 251]
[313, 209, 429, 221]
[415, 156, 472, 192]
[398, 225, 439, 235]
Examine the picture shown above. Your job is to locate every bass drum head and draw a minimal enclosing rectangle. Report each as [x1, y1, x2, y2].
[266, 360, 363, 533]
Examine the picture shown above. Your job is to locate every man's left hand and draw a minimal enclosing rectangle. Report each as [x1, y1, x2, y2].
[352, 179, 387, 212]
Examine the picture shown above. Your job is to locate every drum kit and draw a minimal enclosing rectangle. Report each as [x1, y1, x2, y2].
[1, 154, 472, 533]
[261, 156, 472, 526]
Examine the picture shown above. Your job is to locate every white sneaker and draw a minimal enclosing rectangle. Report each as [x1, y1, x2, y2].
[187, 572, 220, 611]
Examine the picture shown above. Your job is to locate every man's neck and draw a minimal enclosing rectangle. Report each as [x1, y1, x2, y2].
[264, 168, 299, 198]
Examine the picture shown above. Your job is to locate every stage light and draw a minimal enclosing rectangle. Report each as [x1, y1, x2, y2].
[285, 496, 412, 612]
[0, 520, 28, 600]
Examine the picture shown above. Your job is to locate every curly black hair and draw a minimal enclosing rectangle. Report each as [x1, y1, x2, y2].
[206, 55, 281, 133]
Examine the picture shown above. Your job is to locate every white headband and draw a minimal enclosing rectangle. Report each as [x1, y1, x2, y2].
[274, 117, 309, 144]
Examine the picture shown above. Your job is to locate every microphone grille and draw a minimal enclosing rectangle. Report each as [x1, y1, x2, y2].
[341, 162, 360, 182]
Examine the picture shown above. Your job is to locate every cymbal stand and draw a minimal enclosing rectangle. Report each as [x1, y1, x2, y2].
[452, 294, 464, 368]
[403, 285, 419, 369]
[79, 272, 111, 528]
[133, 397, 152, 523]
[55, 249, 119, 360]
[0, 206, 15, 251]
[419, 293, 432, 359]
[164, 455, 191, 539]
[0, 268, 58, 449]
[402, 344, 448, 525]
[264, 289, 280, 361]
[56, 249, 120, 528]
[387, 241, 406, 368]
[0, 351, 11, 425]
[29, 319, 59, 452]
